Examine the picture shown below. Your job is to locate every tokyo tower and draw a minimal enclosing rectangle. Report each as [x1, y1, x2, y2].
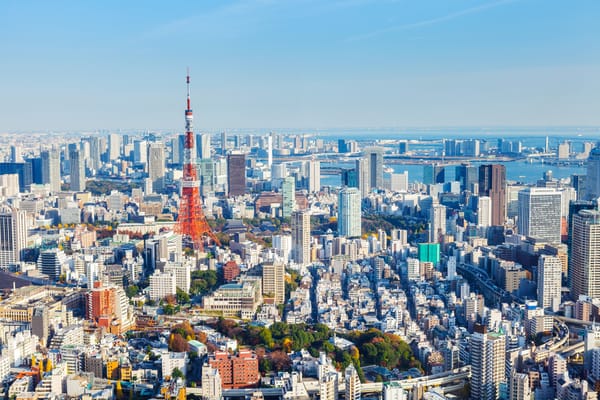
[175, 72, 220, 250]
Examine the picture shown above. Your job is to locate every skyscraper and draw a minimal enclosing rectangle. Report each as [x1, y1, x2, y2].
[292, 210, 310, 266]
[470, 325, 506, 400]
[221, 131, 228, 153]
[517, 187, 562, 243]
[355, 157, 370, 197]
[227, 153, 246, 196]
[365, 146, 384, 190]
[571, 209, 600, 300]
[69, 148, 85, 192]
[281, 176, 296, 218]
[338, 187, 361, 238]
[0, 209, 27, 267]
[307, 159, 321, 193]
[108, 133, 120, 160]
[537, 255, 562, 312]
[88, 136, 102, 172]
[429, 203, 446, 243]
[197, 133, 211, 160]
[147, 142, 165, 193]
[479, 164, 506, 226]
[586, 146, 600, 200]
[41, 148, 61, 192]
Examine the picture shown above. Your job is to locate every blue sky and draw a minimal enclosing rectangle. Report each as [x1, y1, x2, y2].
[1, 0, 599, 131]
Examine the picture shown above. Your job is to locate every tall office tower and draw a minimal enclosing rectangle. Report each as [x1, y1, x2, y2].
[572, 174, 587, 200]
[108, 133, 120, 160]
[0, 162, 32, 192]
[423, 163, 445, 185]
[0, 209, 27, 267]
[175, 73, 219, 250]
[571, 209, 600, 300]
[345, 364, 361, 400]
[10, 145, 22, 163]
[37, 249, 66, 281]
[517, 187, 562, 243]
[477, 196, 492, 227]
[356, 157, 370, 197]
[338, 187, 361, 238]
[537, 255, 562, 312]
[470, 325, 506, 400]
[221, 131, 228, 153]
[307, 159, 321, 193]
[69, 149, 85, 192]
[262, 261, 285, 305]
[479, 164, 506, 226]
[40, 148, 61, 192]
[291, 210, 310, 265]
[171, 135, 185, 165]
[508, 370, 531, 400]
[197, 133, 211, 160]
[227, 152, 246, 196]
[456, 164, 479, 192]
[88, 137, 102, 172]
[586, 146, 600, 200]
[364, 147, 384, 190]
[133, 140, 148, 164]
[199, 159, 215, 195]
[429, 203, 447, 243]
[147, 142, 166, 193]
[281, 176, 296, 218]
[267, 134, 273, 168]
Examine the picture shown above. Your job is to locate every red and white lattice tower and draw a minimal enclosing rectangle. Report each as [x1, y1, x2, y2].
[175, 71, 220, 250]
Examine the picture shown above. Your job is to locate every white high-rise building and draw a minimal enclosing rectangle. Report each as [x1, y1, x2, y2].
[429, 203, 446, 243]
[345, 364, 361, 400]
[148, 270, 176, 301]
[517, 187, 562, 243]
[571, 209, 600, 300]
[319, 372, 338, 400]
[108, 133, 120, 160]
[389, 171, 408, 192]
[272, 234, 292, 262]
[197, 133, 211, 160]
[470, 326, 506, 400]
[201, 364, 222, 400]
[292, 210, 311, 266]
[133, 140, 148, 164]
[508, 370, 531, 400]
[338, 187, 361, 238]
[537, 255, 562, 312]
[407, 258, 420, 281]
[307, 159, 321, 193]
[0, 209, 27, 267]
[267, 134, 273, 168]
[164, 262, 191, 293]
[477, 196, 492, 227]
